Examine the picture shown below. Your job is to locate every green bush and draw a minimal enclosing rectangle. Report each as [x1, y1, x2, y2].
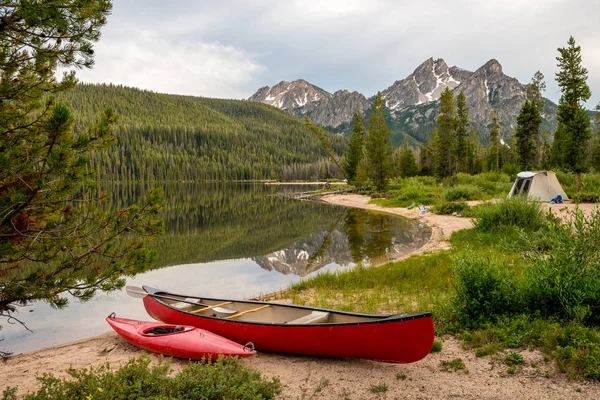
[473, 197, 547, 232]
[452, 252, 523, 327]
[435, 201, 470, 216]
[571, 191, 600, 203]
[443, 184, 482, 201]
[430, 340, 443, 353]
[525, 208, 600, 325]
[2, 355, 281, 400]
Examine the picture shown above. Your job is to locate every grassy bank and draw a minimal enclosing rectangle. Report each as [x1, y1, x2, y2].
[371, 172, 600, 216]
[273, 196, 600, 381]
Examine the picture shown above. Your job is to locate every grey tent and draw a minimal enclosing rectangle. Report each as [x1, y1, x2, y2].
[507, 171, 568, 201]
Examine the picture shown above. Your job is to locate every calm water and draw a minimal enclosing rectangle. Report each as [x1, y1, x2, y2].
[1, 183, 431, 354]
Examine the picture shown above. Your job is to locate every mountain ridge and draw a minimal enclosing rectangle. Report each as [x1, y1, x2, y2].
[249, 58, 558, 143]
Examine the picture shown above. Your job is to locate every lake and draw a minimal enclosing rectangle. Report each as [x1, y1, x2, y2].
[0, 182, 431, 354]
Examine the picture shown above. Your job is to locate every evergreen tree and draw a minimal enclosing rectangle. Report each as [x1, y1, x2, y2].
[420, 129, 438, 176]
[555, 36, 592, 192]
[344, 106, 366, 183]
[436, 87, 456, 179]
[397, 142, 418, 178]
[591, 103, 600, 171]
[365, 92, 393, 191]
[526, 71, 546, 168]
[455, 91, 469, 173]
[0, 1, 165, 325]
[540, 131, 552, 170]
[527, 71, 546, 112]
[465, 129, 481, 174]
[515, 100, 542, 170]
[488, 110, 501, 172]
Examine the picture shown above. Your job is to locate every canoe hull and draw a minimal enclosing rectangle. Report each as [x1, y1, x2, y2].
[143, 294, 434, 364]
[106, 316, 256, 360]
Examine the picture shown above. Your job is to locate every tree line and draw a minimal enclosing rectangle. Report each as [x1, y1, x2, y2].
[59, 84, 347, 182]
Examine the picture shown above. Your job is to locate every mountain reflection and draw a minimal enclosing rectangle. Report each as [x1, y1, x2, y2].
[253, 208, 431, 276]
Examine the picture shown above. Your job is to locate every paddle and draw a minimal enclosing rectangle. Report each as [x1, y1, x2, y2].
[125, 286, 237, 314]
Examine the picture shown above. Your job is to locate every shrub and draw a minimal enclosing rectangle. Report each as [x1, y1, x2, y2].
[571, 191, 600, 204]
[443, 184, 482, 201]
[431, 340, 443, 353]
[525, 208, 600, 325]
[435, 200, 470, 216]
[504, 352, 525, 366]
[2, 355, 281, 400]
[452, 252, 523, 327]
[472, 197, 546, 232]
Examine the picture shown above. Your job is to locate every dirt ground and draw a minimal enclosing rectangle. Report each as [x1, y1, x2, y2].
[2, 194, 599, 399]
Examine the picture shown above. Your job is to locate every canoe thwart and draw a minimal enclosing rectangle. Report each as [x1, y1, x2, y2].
[191, 302, 234, 314]
[225, 304, 271, 320]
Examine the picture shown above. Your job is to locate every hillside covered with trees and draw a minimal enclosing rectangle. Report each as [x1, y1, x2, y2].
[59, 84, 348, 181]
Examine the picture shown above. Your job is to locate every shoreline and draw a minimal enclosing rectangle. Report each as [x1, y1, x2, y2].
[2, 194, 599, 399]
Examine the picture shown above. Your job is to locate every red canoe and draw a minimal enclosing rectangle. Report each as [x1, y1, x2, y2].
[106, 314, 256, 360]
[136, 286, 434, 364]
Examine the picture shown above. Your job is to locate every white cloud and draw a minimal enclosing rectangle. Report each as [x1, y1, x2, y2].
[61, 0, 600, 107]
[71, 28, 264, 99]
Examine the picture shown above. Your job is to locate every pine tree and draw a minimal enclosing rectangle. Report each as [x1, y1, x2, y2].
[591, 103, 600, 171]
[526, 71, 546, 168]
[397, 142, 418, 178]
[527, 71, 547, 112]
[555, 36, 592, 192]
[365, 92, 393, 191]
[455, 91, 469, 174]
[540, 131, 552, 170]
[0, 1, 165, 325]
[436, 87, 456, 179]
[420, 128, 438, 176]
[488, 110, 501, 172]
[516, 100, 543, 170]
[344, 105, 366, 183]
[465, 129, 481, 174]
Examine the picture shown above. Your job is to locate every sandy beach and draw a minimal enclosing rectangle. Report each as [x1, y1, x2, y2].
[2, 194, 598, 399]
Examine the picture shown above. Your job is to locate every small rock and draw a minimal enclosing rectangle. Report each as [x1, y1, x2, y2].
[102, 344, 117, 354]
[452, 212, 458, 216]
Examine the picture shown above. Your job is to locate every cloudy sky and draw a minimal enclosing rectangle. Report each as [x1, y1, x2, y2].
[74, 0, 600, 107]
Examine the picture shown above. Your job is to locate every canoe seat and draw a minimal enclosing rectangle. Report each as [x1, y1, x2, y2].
[170, 298, 200, 310]
[287, 311, 329, 324]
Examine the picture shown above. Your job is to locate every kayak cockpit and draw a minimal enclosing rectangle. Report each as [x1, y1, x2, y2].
[141, 325, 193, 336]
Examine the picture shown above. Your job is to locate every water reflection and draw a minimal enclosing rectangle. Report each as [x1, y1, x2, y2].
[1, 183, 431, 354]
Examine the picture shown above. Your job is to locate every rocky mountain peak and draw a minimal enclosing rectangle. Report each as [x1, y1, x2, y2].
[381, 57, 465, 112]
[248, 80, 368, 128]
[481, 59, 503, 75]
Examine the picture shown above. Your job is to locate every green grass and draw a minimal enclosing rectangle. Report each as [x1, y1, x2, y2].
[440, 358, 466, 372]
[369, 383, 388, 393]
[373, 172, 514, 213]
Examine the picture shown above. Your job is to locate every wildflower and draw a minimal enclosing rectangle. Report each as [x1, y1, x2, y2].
[98, 387, 103, 392]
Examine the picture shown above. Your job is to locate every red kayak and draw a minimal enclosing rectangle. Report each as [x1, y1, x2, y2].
[133, 286, 434, 364]
[106, 314, 256, 360]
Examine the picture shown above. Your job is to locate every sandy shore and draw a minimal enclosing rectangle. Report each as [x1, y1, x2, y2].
[2, 194, 599, 399]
